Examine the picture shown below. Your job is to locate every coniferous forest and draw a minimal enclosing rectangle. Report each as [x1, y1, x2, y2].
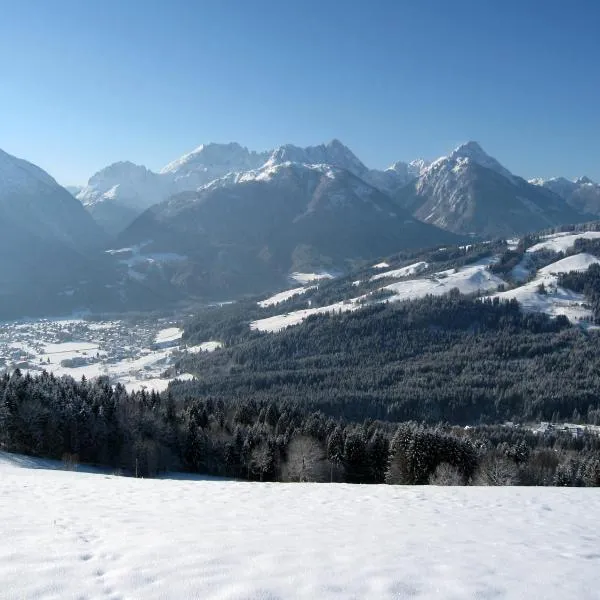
[2, 293, 600, 486]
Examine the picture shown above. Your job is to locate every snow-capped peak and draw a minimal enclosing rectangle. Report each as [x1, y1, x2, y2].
[160, 142, 267, 175]
[0, 147, 60, 193]
[77, 161, 170, 210]
[265, 140, 368, 178]
[575, 176, 595, 186]
[449, 141, 515, 181]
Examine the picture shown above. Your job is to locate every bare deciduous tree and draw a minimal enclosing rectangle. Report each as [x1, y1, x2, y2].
[473, 455, 518, 486]
[281, 436, 327, 482]
[429, 462, 465, 485]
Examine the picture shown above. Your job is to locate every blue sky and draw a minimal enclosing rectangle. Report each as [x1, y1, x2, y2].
[1, 0, 598, 185]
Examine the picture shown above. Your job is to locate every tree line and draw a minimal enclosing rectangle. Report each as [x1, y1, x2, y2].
[1, 364, 598, 486]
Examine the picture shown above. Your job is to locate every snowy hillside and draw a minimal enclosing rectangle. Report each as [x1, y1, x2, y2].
[251, 259, 505, 333]
[491, 253, 600, 323]
[526, 231, 600, 253]
[1, 452, 599, 600]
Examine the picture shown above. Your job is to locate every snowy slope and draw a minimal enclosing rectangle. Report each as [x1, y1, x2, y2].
[384, 263, 504, 302]
[290, 271, 336, 284]
[258, 286, 314, 307]
[526, 231, 600, 254]
[491, 253, 600, 323]
[1, 453, 600, 600]
[371, 261, 429, 281]
[252, 262, 505, 333]
[538, 253, 600, 275]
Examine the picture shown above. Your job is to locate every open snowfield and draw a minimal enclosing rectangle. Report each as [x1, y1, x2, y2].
[258, 286, 314, 307]
[370, 261, 429, 281]
[526, 231, 600, 254]
[1, 452, 599, 600]
[491, 253, 600, 323]
[252, 261, 505, 333]
[289, 271, 335, 284]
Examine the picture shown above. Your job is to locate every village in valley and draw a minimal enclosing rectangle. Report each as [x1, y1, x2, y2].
[0, 316, 221, 393]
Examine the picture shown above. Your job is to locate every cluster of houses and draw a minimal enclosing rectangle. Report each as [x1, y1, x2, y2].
[533, 421, 600, 438]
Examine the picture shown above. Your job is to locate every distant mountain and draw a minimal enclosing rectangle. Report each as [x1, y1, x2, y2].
[79, 140, 426, 234]
[530, 176, 600, 216]
[396, 142, 586, 238]
[264, 139, 423, 194]
[77, 161, 174, 236]
[161, 142, 269, 191]
[117, 161, 462, 298]
[0, 148, 110, 317]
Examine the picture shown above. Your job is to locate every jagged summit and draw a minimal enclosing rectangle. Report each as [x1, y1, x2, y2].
[265, 139, 368, 179]
[448, 141, 515, 182]
[160, 142, 266, 175]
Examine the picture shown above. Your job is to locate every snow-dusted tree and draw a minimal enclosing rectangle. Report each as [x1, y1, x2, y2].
[250, 442, 274, 481]
[326, 426, 345, 482]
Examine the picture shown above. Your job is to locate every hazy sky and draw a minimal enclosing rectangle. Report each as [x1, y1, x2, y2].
[1, 0, 598, 185]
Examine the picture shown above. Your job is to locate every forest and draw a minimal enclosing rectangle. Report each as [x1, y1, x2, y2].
[177, 294, 600, 425]
[1, 368, 599, 486]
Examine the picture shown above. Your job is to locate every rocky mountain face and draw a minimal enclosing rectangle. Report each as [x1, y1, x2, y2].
[395, 142, 587, 238]
[77, 140, 425, 235]
[530, 176, 600, 216]
[117, 162, 463, 299]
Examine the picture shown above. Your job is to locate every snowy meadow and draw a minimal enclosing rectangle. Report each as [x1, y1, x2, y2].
[1, 452, 599, 600]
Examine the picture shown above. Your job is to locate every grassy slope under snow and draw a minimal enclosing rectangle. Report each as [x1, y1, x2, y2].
[1, 452, 599, 599]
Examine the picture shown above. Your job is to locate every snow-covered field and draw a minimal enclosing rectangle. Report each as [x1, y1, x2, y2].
[1, 452, 599, 600]
[0, 318, 221, 392]
[258, 286, 314, 307]
[289, 271, 335, 284]
[492, 253, 600, 323]
[252, 261, 505, 333]
[526, 231, 600, 254]
[370, 260, 429, 281]
[383, 263, 503, 303]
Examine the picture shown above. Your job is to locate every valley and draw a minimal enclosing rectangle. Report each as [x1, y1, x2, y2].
[0, 315, 220, 393]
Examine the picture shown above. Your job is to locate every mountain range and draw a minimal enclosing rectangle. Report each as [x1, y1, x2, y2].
[1, 138, 598, 318]
[530, 176, 600, 216]
[74, 140, 427, 235]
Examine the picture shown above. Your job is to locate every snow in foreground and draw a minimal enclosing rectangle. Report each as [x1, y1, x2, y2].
[1, 453, 599, 600]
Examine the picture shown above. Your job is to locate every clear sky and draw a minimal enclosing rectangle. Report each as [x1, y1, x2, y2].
[1, 0, 598, 185]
